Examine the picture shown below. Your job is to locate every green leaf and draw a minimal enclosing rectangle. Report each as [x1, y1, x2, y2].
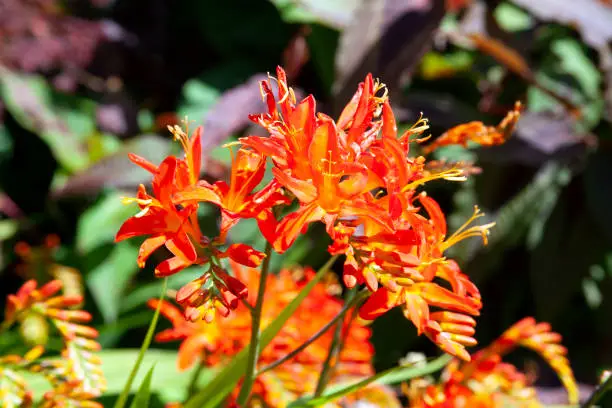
[288, 354, 452, 407]
[114, 278, 167, 408]
[0, 122, 13, 171]
[494, 3, 535, 32]
[76, 193, 138, 253]
[0, 68, 89, 172]
[87, 241, 140, 323]
[464, 162, 571, 284]
[530, 189, 610, 321]
[26, 349, 211, 403]
[551, 38, 601, 99]
[270, 0, 359, 29]
[128, 365, 155, 408]
[179, 79, 221, 123]
[183, 256, 338, 408]
[307, 24, 340, 94]
[0, 219, 18, 241]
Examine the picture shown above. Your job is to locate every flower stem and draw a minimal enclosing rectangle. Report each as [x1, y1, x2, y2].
[258, 289, 368, 375]
[235, 242, 273, 406]
[581, 370, 612, 408]
[114, 277, 168, 408]
[314, 287, 357, 397]
[187, 361, 206, 399]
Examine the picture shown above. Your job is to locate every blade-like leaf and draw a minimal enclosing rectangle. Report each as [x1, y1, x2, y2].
[183, 256, 338, 408]
[87, 242, 139, 323]
[288, 354, 452, 407]
[25, 349, 211, 402]
[114, 278, 167, 408]
[76, 193, 140, 253]
[128, 365, 155, 408]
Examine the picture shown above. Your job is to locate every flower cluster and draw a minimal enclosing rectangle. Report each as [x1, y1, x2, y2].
[406, 317, 578, 407]
[151, 261, 400, 407]
[117, 66, 521, 361]
[14, 234, 84, 304]
[1, 280, 106, 407]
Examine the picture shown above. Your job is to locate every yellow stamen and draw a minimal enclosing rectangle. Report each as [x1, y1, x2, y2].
[440, 206, 495, 251]
[121, 196, 153, 218]
[401, 168, 467, 193]
[121, 197, 152, 206]
[167, 124, 190, 153]
[222, 140, 242, 148]
[401, 113, 430, 141]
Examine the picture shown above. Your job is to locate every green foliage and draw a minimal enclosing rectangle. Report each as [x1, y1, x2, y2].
[1, 0, 612, 406]
[183, 257, 337, 408]
[289, 354, 452, 407]
[128, 365, 155, 408]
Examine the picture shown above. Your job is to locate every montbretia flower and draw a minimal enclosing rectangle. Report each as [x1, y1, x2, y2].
[116, 157, 201, 276]
[116, 124, 273, 321]
[2, 280, 106, 403]
[406, 318, 578, 408]
[421, 101, 522, 154]
[231, 66, 513, 360]
[174, 147, 289, 244]
[5, 280, 85, 326]
[150, 261, 401, 407]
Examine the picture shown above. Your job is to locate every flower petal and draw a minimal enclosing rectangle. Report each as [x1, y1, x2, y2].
[137, 235, 167, 268]
[155, 256, 191, 277]
[224, 243, 266, 267]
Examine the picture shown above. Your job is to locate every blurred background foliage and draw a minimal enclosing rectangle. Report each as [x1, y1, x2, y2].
[1, 0, 612, 404]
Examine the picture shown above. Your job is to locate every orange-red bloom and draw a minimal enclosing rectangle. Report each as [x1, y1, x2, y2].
[150, 261, 401, 407]
[422, 101, 522, 154]
[407, 317, 578, 408]
[116, 156, 201, 276]
[174, 147, 289, 244]
[233, 67, 512, 359]
[116, 124, 274, 321]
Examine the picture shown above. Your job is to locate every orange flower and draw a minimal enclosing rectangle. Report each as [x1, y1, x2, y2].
[174, 147, 289, 244]
[5, 280, 84, 324]
[115, 156, 201, 277]
[116, 124, 273, 321]
[422, 102, 522, 154]
[234, 67, 510, 360]
[150, 261, 400, 407]
[241, 68, 395, 253]
[407, 318, 578, 408]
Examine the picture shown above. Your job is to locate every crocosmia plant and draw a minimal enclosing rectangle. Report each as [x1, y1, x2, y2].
[0, 67, 581, 408]
[112, 67, 576, 407]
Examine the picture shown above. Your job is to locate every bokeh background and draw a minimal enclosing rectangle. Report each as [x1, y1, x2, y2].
[1, 0, 612, 405]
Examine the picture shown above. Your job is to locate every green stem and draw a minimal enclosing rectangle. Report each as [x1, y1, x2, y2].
[314, 287, 357, 397]
[113, 277, 168, 408]
[581, 370, 612, 408]
[187, 361, 206, 399]
[235, 242, 273, 406]
[258, 289, 368, 375]
[240, 297, 256, 314]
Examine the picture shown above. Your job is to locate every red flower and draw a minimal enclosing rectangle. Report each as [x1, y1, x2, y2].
[174, 148, 288, 244]
[407, 317, 578, 407]
[115, 157, 201, 277]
